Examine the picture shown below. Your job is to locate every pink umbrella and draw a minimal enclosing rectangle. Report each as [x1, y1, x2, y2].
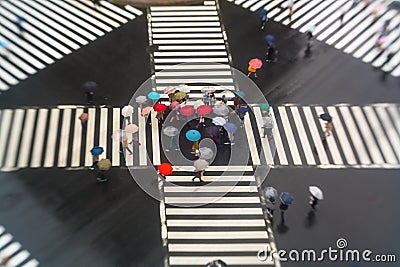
[180, 106, 194, 117]
[196, 105, 212, 115]
[170, 101, 180, 110]
[141, 106, 152, 116]
[249, 58, 263, 69]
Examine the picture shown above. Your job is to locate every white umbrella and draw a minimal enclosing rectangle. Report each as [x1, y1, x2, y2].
[125, 123, 138, 133]
[263, 186, 278, 199]
[213, 104, 229, 116]
[112, 129, 127, 141]
[201, 86, 216, 93]
[121, 105, 134, 117]
[163, 126, 179, 137]
[221, 90, 235, 99]
[164, 86, 176, 94]
[309, 186, 324, 200]
[194, 158, 209, 171]
[212, 117, 226, 126]
[135, 95, 147, 104]
[194, 99, 204, 110]
[263, 116, 273, 128]
[199, 147, 214, 160]
[178, 84, 191, 93]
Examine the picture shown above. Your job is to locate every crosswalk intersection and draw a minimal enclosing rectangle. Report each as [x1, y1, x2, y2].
[0, 0, 142, 91]
[228, 0, 400, 76]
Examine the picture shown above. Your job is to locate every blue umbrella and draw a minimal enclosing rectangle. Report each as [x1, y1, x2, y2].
[238, 107, 249, 114]
[90, 146, 104, 156]
[280, 192, 294, 205]
[148, 91, 160, 101]
[320, 113, 332, 122]
[264, 34, 275, 42]
[255, 7, 268, 17]
[186, 130, 201, 141]
[223, 122, 237, 133]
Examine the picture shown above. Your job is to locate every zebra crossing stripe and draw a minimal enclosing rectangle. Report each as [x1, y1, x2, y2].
[244, 113, 261, 166]
[112, 108, 121, 167]
[151, 110, 161, 166]
[30, 109, 47, 168]
[279, 106, 302, 165]
[99, 108, 108, 160]
[43, 108, 60, 168]
[58, 109, 72, 167]
[253, 106, 274, 165]
[269, 108, 288, 165]
[375, 106, 400, 161]
[138, 107, 147, 166]
[168, 230, 268, 239]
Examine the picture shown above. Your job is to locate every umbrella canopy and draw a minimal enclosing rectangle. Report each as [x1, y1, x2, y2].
[201, 86, 216, 93]
[98, 158, 111, 171]
[178, 84, 191, 93]
[135, 95, 147, 104]
[263, 116, 273, 128]
[79, 113, 88, 121]
[175, 91, 187, 101]
[82, 81, 97, 92]
[186, 129, 201, 141]
[206, 260, 227, 267]
[309, 186, 324, 200]
[256, 7, 268, 17]
[121, 105, 134, 117]
[221, 90, 235, 99]
[263, 186, 278, 199]
[148, 91, 160, 101]
[238, 106, 249, 114]
[194, 158, 209, 171]
[199, 147, 214, 160]
[194, 99, 204, 110]
[170, 101, 180, 110]
[259, 103, 270, 111]
[141, 106, 152, 116]
[212, 117, 227, 126]
[158, 163, 173, 176]
[180, 106, 194, 116]
[264, 34, 275, 42]
[164, 86, 176, 94]
[308, 24, 316, 32]
[163, 126, 179, 137]
[223, 122, 238, 133]
[213, 104, 229, 116]
[90, 146, 104, 156]
[197, 105, 212, 115]
[319, 113, 332, 122]
[154, 103, 167, 112]
[112, 129, 127, 141]
[125, 123, 138, 133]
[249, 58, 263, 69]
[280, 192, 294, 205]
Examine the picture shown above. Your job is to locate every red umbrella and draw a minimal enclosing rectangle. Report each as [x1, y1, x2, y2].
[154, 103, 167, 112]
[158, 163, 173, 176]
[197, 105, 212, 115]
[249, 58, 263, 69]
[180, 106, 194, 116]
[170, 101, 180, 110]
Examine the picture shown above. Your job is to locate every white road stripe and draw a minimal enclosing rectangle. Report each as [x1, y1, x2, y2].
[166, 175, 255, 182]
[156, 78, 232, 84]
[152, 27, 222, 33]
[387, 105, 400, 135]
[71, 108, 83, 167]
[99, 108, 108, 160]
[151, 16, 220, 22]
[169, 255, 273, 265]
[290, 106, 316, 165]
[375, 106, 400, 161]
[253, 106, 274, 165]
[0, 111, 10, 167]
[242, 0, 259, 9]
[268, 108, 288, 165]
[100, 0, 136, 20]
[6, 250, 30, 266]
[0, 242, 21, 258]
[79, 0, 128, 24]
[165, 196, 261, 204]
[150, 6, 217, 11]
[0, 79, 9, 91]
[327, 106, 357, 165]
[153, 33, 223, 38]
[125, 113, 134, 167]
[278, 106, 302, 165]
[281, 0, 317, 26]
[124, 5, 143, 16]
[169, 243, 266, 252]
[291, 0, 332, 29]
[21, 259, 40, 267]
[30, 109, 48, 168]
[0, 59, 27, 80]
[244, 113, 260, 165]
[249, 0, 270, 12]
[153, 39, 225, 44]
[17, 109, 36, 168]
[157, 45, 226, 50]
[303, 106, 330, 165]
[164, 185, 258, 193]
[151, 110, 161, 165]
[138, 108, 147, 166]
[152, 22, 220, 27]
[151, 11, 218, 16]
[0, 233, 13, 249]
[165, 207, 263, 215]
[338, 106, 370, 164]
[155, 51, 227, 56]
[0, 47, 36, 74]
[112, 108, 120, 166]
[351, 106, 385, 164]
[167, 219, 266, 227]
[154, 57, 229, 63]
[168, 231, 268, 239]
[0, 67, 18, 85]
[85, 108, 96, 166]
[43, 109, 60, 167]
[3, 110, 24, 169]
[57, 109, 72, 167]
[155, 70, 231, 76]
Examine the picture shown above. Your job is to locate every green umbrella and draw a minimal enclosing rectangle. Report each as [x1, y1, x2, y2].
[98, 158, 111, 171]
[174, 92, 187, 101]
[260, 103, 270, 111]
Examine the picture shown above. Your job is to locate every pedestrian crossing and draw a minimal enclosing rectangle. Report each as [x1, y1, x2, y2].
[0, 0, 143, 91]
[0, 103, 399, 171]
[227, 0, 400, 76]
[0, 225, 39, 267]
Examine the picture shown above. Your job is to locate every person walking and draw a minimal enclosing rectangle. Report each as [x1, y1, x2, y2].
[247, 65, 258, 78]
[203, 92, 210, 106]
[90, 154, 99, 171]
[79, 112, 88, 130]
[260, 10, 268, 30]
[339, 8, 346, 27]
[192, 140, 199, 156]
[16, 16, 27, 34]
[120, 136, 133, 155]
[309, 194, 319, 210]
[156, 111, 164, 124]
[279, 202, 289, 223]
[86, 91, 94, 105]
[97, 170, 108, 182]
[279, 192, 293, 223]
[192, 169, 204, 182]
[381, 51, 394, 69]
[325, 121, 333, 136]
[287, 0, 294, 22]
[266, 44, 277, 63]
[266, 196, 277, 217]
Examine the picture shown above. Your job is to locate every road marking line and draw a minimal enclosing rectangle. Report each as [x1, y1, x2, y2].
[99, 108, 108, 160]
[164, 185, 258, 193]
[17, 109, 36, 168]
[166, 175, 255, 182]
[278, 106, 302, 165]
[375, 106, 400, 161]
[30, 109, 48, 168]
[166, 219, 266, 227]
[3, 109, 24, 169]
[151, 110, 161, 165]
[269, 108, 288, 165]
[84, 108, 96, 166]
[168, 231, 268, 239]
[138, 108, 147, 166]
[168, 243, 266, 252]
[57, 109, 72, 167]
[43, 109, 60, 167]
[71, 108, 83, 167]
[244, 112, 260, 165]
[165, 207, 263, 215]
[112, 108, 120, 166]
[165, 196, 261, 204]
[169, 255, 273, 265]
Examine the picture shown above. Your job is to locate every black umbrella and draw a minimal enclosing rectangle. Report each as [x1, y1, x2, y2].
[82, 81, 98, 92]
[206, 260, 227, 267]
[319, 113, 332, 122]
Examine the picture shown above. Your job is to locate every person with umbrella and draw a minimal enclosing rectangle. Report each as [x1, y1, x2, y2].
[258, 8, 268, 30]
[287, 0, 294, 22]
[248, 58, 263, 78]
[320, 113, 333, 136]
[186, 129, 201, 156]
[206, 259, 227, 267]
[237, 106, 248, 126]
[163, 126, 179, 151]
[279, 192, 294, 223]
[158, 162, 173, 179]
[125, 123, 140, 146]
[90, 146, 104, 170]
[154, 103, 167, 124]
[266, 42, 278, 63]
[262, 116, 273, 139]
[120, 136, 133, 155]
[82, 81, 97, 105]
[97, 158, 111, 182]
[309, 186, 323, 210]
[79, 112, 88, 130]
[192, 158, 208, 182]
[121, 105, 134, 124]
[264, 187, 278, 217]
[223, 122, 237, 145]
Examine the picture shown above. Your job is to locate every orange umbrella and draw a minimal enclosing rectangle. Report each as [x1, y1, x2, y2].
[158, 163, 173, 176]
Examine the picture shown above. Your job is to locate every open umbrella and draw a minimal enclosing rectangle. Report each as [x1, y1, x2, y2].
[259, 103, 270, 111]
[256, 7, 268, 17]
[263, 186, 278, 199]
[206, 260, 227, 267]
[175, 91, 187, 101]
[280, 192, 294, 205]
[223, 122, 238, 133]
[82, 81, 97, 92]
[249, 58, 263, 69]
[135, 95, 147, 104]
[180, 106, 194, 116]
[212, 117, 226, 126]
[309, 186, 324, 200]
[213, 104, 229, 116]
[199, 147, 214, 160]
[158, 163, 173, 176]
[163, 126, 179, 137]
[98, 158, 111, 171]
[263, 116, 273, 128]
[178, 84, 190, 93]
[90, 146, 104, 156]
[238, 106, 249, 114]
[194, 158, 209, 171]
[170, 101, 180, 110]
[201, 86, 216, 93]
[186, 129, 201, 141]
[197, 105, 212, 115]
[319, 113, 332, 122]
[112, 129, 127, 141]
[141, 106, 152, 116]
[164, 86, 176, 94]
[264, 34, 275, 42]
[154, 103, 167, 112]
[125, 123, 138, 133]
[194, 99, 204, 110]
[148, 91, 160, 101]
[121, 105, 134, 117]
[221, 90, 235, 99]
